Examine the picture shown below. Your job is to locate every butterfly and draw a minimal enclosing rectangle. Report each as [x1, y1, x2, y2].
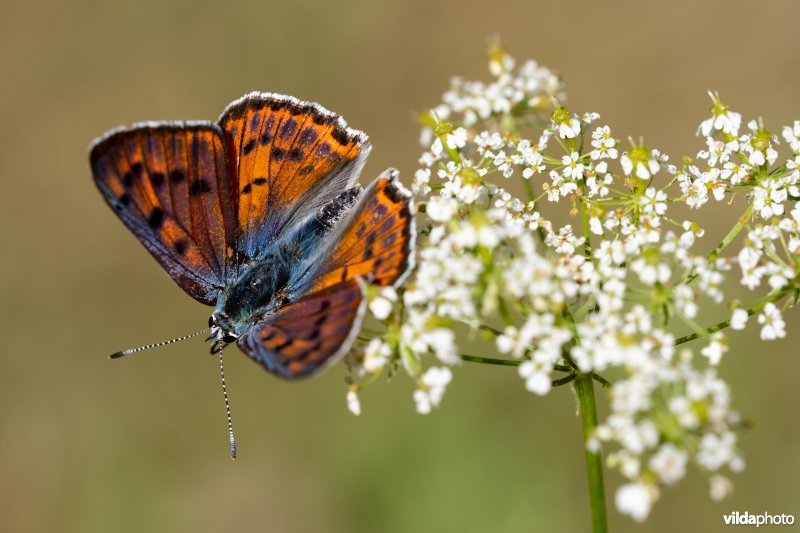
[90, 93, 415, 454]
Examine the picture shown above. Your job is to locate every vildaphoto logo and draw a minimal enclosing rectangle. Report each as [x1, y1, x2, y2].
[723, 511, 795, 527]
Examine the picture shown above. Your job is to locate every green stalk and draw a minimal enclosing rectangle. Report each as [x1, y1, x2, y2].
[574, 374, 608, 533]
[575, 178, 606, 532]
[460, 355, 611, 387]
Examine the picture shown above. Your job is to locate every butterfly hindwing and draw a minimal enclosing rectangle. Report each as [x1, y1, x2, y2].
[299, 170, 415, 294]
[218, 93, 370, 258]
[237, 279, 365, 379]
[90, 124, 237, 304]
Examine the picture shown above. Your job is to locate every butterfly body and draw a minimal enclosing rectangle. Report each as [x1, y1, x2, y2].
[91, 93, 414, 379]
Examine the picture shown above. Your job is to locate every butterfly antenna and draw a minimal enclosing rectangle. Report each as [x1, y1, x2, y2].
[109, 328, 211, 359]
[218, 346, 237, 460]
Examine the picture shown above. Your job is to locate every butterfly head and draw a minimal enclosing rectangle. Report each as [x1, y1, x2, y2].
[208, 313, 240, 354]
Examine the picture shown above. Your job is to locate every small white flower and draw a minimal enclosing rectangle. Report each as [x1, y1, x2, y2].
[561, 151, 585, 180]
[649, 444, 688, 486]
[699, 94, 742, 136]
[427, 196, 458, 222]
[424, 328, 460, 364]
[640, 187, 667, 216]
[730, 308, 748, 330]
[558, 117, 581, 139]
[615, 483, 656, 522]
[700, 332, 727, 366]
[758, 303, 786, 340]
[709, 475, 733, 501]
[414, 367, 453, 414]
[363, 338, 393, 373]
[346, 389, 361, 416]
[369, 297, 392, 320]
[445, 127, 468, 150]
[518, 359, 552, 395]
[413, 168, 431, 196]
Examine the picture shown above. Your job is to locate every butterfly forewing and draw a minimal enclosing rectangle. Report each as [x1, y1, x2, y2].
[237, 279, 365, 378]
[91, 124, 237, 304]
[219, 93, 370, 258]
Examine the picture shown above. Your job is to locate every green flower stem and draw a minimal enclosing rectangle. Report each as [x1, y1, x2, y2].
[461, 354, 522, 367]
[674, 283, 795, 345]
[523, 179, 533, 202]
[574, 374, 608, 533]
[552, 373, 577, 387]
[575, 188, 607, 533]
[460, 354, 611, 387]
[686, 205, 753, 285]
[579, 192, 593, 259]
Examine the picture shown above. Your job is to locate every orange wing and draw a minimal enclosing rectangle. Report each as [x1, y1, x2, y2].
[218, 92, 370, 258]
[299, 170, 415, 294]
[90, 123, 237, 304]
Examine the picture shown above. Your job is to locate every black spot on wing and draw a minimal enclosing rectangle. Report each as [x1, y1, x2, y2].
[288, 148, 304, 162]
[274, 339, 293, 351]
[249, 112, 261, 131]
[317, 142, 331, 157]
[241, 183, 252, 194]
[243, 138, 256, 155]
[130, 161, 144, 177]
[374, 203, 389, 218]
[169, 170, 185, 184]
[384, 181, 407, 203]
[271, 148, 285, 160]
[190, 178, 212, 196]
[280, 118, 297, 138]
[330, 127, 351, 146]
[299, 128, 317, 144]
[147, 207, 164, 229]
[383, 232, 397, 247]
[151, 172, 165, 189]
[294, 340, 324, 362]
[174, 239, 188, 256]
[380, 215, 397, 233]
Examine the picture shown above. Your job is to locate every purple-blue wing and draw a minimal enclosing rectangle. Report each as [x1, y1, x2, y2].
[237, 279, 365, 379]
[90, 123, 237, 305]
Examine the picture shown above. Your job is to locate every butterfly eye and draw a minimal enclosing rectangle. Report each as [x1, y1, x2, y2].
[208, 316, 215, 327]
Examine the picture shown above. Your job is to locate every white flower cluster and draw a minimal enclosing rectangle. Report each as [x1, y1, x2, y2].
[345, 49, 799, 522]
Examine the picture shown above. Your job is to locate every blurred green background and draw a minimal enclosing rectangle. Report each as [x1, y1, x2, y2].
[2, 1, 799, 531]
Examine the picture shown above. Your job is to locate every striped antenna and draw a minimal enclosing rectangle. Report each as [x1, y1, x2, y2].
[109, 328, 211, 359]
[218, 346, 237, 460]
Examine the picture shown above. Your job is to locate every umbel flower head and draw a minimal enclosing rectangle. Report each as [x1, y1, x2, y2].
[345, 45, 799, 522]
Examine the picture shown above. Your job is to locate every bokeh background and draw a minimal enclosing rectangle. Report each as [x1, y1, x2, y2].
[2, 1, 799, 531]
